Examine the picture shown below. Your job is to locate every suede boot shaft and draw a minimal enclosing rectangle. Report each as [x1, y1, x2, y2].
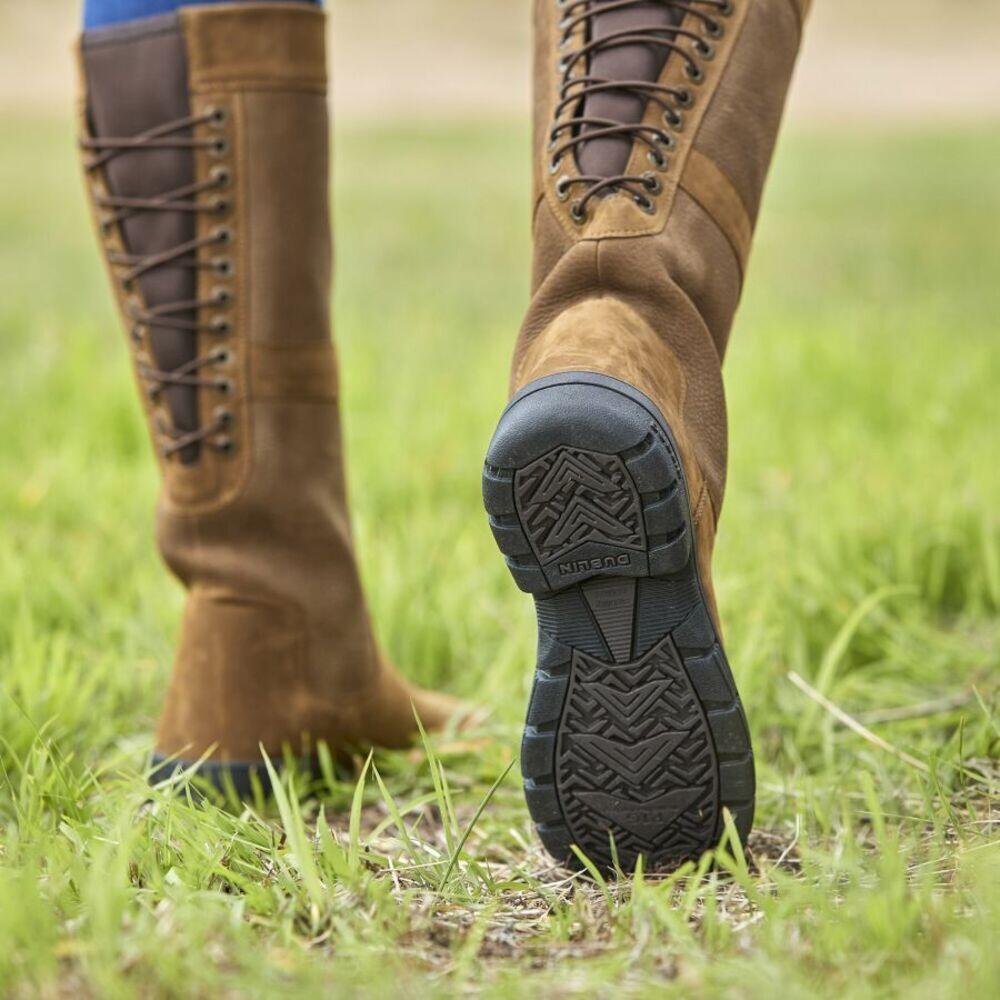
[79, 3, 455, 766]
[518, 0, 810, 520]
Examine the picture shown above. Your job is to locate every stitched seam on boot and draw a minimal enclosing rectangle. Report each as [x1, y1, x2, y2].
[189, 80, 325, 96]
[511, 241, 600, 392]
[249, 343, 338, 402]
[594, 234, 724, 370]
[678, 151, 753, 279]
[692, 479, 711, 529]
[163, 88, 254, 516]
[531, 191, 546, 229]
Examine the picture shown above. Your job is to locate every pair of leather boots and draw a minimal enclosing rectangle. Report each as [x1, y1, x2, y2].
[79, 1, 808, 872]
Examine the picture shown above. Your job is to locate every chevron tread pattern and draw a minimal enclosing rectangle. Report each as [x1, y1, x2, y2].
[484, 373, 755, 874]
[515, 448, 645, 565]
[555, 637, 718, 868]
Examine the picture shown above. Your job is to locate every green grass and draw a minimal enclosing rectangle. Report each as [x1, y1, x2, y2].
[0, 115, 997, 997]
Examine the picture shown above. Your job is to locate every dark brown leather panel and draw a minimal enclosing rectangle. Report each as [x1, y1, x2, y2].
[83, 15, 199, 459]
[577, 2, 684, 178]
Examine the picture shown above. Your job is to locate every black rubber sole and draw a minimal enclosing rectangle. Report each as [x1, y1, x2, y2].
[483, 372, 754, 874]
[150, 754, 294, 798]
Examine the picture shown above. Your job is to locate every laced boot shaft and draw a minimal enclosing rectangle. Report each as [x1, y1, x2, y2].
[77, 4, 456, 770]
[543, 0, 743, 235]
[552, 0, 722, 220]
[519, 0, 811, 516]
[81, 26, 239, 473]
[82, 110, 237, 460]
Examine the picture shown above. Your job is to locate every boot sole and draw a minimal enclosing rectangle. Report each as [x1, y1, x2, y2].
[483, 372, 754, 873]
[150, 753, 291, 798]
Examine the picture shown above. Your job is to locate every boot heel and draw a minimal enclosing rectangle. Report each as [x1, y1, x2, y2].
[483, 371, 754, 874]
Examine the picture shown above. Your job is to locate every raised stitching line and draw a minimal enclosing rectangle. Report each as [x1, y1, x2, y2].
[679, 148, 753, 276]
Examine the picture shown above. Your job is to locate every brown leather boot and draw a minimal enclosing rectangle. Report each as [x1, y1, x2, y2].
[78, 3, 457, 791]
[484, 0, 808, 871]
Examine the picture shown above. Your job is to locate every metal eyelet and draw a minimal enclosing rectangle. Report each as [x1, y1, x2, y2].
[648, 149, 668, 170]
[705, 19, 725, 39]
[634, 194, 656, 216]
[213, 226, 233, 245]
[696, 40, 716, 60]
[642, 172, 663, 195]
[210, 316, 232, 335]
[213, 258, 234, 277]
[208, 106, 228, 128]
[549, 156, 563, 175]
[213, 348, 232, 365]
[570, 201, 587, 224]
[663, 108, 684, 131]
[213, 436, 235, 455]
[555, 176, 572, 201]
[210, 138, 229, 158]
[215, 378, 234, 396]
[685, 63, 705, 84]
[212, 288, 232, 307]
[212, 197, 230, 215]
[214, 406, 233, 430]
[657, 132, 677, 151]
[675, 88, 694, 109]
[719, 0, 735, 16]
[210, 166, 231, 188]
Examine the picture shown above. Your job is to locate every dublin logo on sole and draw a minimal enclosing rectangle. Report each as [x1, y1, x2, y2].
[514, 446, 645, 565]
[558, 554, 631, 576]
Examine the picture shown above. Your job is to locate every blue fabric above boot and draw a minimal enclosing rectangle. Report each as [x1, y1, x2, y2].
[84, 0, 320, 31]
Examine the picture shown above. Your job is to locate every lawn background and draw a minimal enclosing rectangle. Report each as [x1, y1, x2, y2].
[0, 1, 998, 996]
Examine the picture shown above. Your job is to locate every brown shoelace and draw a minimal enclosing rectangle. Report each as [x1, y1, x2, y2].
[80, 110, 235, 457]
[550, 0, 733, 222]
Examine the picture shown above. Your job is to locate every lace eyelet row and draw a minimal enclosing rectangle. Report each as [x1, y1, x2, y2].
[551, 0, 735, 225]
[88, 103, 240, 462]
[201, 107, 237, 458]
